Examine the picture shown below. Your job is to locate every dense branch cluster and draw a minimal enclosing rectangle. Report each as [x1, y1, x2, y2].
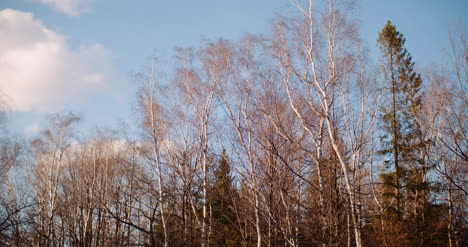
[0, 1, 466, 246]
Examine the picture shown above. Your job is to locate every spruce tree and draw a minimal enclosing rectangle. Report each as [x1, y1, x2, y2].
[208, 150, 242, 246]
[377, 20, 424, 218]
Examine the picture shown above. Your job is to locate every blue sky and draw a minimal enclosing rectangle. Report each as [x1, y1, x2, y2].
[0, 0, 466, 137]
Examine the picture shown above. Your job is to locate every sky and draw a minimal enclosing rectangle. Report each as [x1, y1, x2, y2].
[0, 0, 466, 137]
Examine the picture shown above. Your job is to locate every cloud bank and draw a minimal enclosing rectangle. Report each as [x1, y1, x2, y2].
[0, 9, 120, 113]
[34, 0, 93, 16]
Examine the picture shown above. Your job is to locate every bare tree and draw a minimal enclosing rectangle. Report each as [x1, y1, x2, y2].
[271, 0, 366, 245]
[30, 112, 81, 247]
[211, 37, 268, 247]
[173, 45, 222, 247]
[136, 56, 171, 247]
[421, 29, 468, 247]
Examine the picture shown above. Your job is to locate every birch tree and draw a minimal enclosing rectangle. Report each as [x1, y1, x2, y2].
[136, 57, 170, 247]
[271, 0, 365, 245]
[31, 112, 81, 246]
[421, 29, 468, 247]
[173, 45, 221, 247]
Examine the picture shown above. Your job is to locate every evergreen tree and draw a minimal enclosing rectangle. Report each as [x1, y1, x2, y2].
[376, 21, 448, 246]
[377, 20, 425, 218]
[208, 150, 243, 247]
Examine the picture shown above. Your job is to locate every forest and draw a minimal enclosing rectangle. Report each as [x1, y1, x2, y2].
[0, 0, 466, 246]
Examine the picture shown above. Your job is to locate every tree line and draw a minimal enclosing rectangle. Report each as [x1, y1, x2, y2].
[0, 0, 466, 246]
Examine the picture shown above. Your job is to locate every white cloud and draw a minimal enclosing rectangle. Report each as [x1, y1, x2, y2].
[0, 9, 121, 113]
[34, 0, 93, 16]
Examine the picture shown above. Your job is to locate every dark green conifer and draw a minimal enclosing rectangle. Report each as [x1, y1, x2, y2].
[377, 20, 424, 217]
[208, 150, 243, 246]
